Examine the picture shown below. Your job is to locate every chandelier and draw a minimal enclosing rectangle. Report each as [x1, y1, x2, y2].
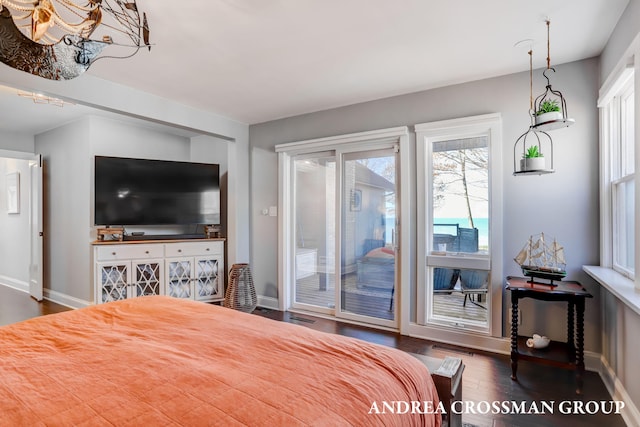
[17, 90, 73, 106]
[0, 0, 150, 80]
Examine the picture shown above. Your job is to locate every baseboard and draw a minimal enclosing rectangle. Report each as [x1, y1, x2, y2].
[0, 275, 29, 293]
[257, 295, 279, 310]
[584, 351, 602, 373]
[43, 289, 91, 309]
[406, 322, 511, 355]
[0, 282, 90, 309]
[599, 355, 640, 427]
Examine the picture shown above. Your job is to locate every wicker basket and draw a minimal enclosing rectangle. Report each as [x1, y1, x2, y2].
[224, 263, 257, 313]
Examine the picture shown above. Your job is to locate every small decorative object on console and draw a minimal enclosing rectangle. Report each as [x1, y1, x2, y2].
[97, 227, 124, 241]
[204, 224, 222, 238]
[526, 334, 550, 349]
[514, 232, 566, 284]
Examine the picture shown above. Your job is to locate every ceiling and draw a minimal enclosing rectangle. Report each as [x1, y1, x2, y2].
[0, 0, 629, 134]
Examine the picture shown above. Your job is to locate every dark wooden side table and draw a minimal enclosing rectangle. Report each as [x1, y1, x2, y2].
[505, 276, 593, 394]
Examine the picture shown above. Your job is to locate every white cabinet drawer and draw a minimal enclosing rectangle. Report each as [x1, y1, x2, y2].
[165, 241, 223, 258]
[96, 244, 164, 261]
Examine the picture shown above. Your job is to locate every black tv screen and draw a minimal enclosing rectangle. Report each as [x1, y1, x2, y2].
[94, 156, 220, 226]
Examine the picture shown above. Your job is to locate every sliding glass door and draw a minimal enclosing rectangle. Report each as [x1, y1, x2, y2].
[338, 149, 397, 326]
[281, 129, 406, 330]
[292, 153, 336, 314]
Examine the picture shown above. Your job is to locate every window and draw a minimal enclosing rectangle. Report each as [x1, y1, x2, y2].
[416, 114, 502, 335]
[600, 70, 635, 279]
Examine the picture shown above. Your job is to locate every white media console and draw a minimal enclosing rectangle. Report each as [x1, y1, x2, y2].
[92, 238, 225, 305]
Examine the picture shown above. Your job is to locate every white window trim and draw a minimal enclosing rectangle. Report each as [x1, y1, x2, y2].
[414, 113, 503, 338]
[592, 34, 639, 302]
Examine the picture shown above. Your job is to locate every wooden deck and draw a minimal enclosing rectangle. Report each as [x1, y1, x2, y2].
[295, 272, 487, 324]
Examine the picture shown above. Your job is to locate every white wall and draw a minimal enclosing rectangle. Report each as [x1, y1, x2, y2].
[250, 58, 601, 350]
[0, 158, 31, 289]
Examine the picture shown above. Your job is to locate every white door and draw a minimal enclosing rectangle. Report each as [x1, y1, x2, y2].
[29, 154, 43, 301]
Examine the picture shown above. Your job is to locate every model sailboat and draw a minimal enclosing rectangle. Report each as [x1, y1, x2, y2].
[514, 233, 566, 283]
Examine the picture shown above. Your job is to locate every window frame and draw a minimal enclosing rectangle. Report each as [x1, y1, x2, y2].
[599, 68, 635, 280]
[415, 113, 503, 336]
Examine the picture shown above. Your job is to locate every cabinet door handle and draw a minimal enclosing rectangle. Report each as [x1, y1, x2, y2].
[145, 251, 150, 254]
[178, 249, 182, 253]
[206, 248, 210, 251]
[112, 252, 116, 256]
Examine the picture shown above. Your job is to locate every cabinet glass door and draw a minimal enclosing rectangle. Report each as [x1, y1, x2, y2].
[98, 263, 129, 303]
[195, 256, 222, 301]
[166, 259, 193, 299]
[133, 261, 162, 297]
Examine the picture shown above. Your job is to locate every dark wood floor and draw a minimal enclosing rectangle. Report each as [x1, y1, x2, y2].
[0, 286, 626, 427]
[253, 308, 627, 427]
[0, 286, 69, 326]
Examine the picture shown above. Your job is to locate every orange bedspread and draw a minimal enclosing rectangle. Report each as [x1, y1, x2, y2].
[0, 296, 440, 426]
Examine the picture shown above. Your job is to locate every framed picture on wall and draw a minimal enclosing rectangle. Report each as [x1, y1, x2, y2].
[6, 172, 19, 214]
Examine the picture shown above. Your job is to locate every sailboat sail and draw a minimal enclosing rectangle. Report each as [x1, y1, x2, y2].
[514, 233, 567, 282]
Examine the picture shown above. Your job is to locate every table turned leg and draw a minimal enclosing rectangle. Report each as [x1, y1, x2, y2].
[510, 293, 519, 381]
[567, 301, 575, 347]
[575, 298, 585, 394]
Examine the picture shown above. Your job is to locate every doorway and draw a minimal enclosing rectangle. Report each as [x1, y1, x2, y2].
[0, 151, 43, 301]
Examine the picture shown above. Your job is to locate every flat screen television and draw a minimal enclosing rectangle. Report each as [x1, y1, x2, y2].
[94, 156, 220, 226]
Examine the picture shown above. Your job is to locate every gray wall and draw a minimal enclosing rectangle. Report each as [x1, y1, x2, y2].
[250, 57, 601, 350]
[600, 0, 640, 83]
[36, 119, 92, 302]
[35, 116, 230, 304]
[0, 68, 251, 273]
[597, 0, 640, 409]
[0, 132, 34, 153]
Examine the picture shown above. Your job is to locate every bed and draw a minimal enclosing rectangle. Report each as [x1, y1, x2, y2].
[0, 296, 457, 426]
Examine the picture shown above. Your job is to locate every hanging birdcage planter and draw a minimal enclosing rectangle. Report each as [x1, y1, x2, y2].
[513, 47, 555, 176]
[513, 126, 554, 175]
[531, 20, 575, 131]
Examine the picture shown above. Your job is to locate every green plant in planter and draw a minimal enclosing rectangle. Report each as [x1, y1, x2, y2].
[536, 98, 560, 116]
[524, 145, 543, 158]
